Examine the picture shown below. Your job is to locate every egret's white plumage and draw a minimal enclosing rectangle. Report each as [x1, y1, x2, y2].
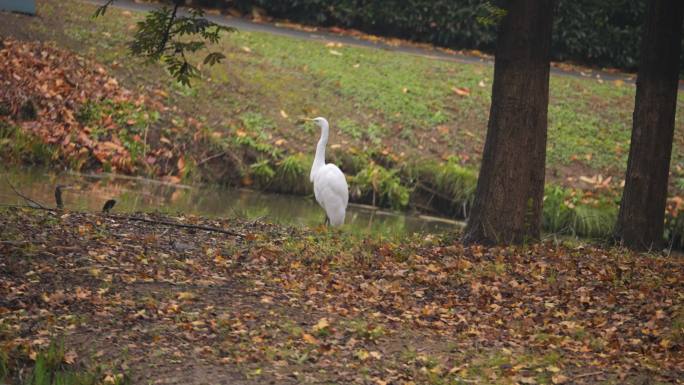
[309, 117, 348, 227]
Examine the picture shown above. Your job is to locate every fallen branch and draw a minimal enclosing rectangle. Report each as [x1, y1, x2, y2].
[2, 185, 242, 236]
[196, 151, 227, 166]
[573, 371, 604, 380]
[108, 214, 243, 237]
[1, 204, 242, 236]
[5, 179, 50, 209]
[196, 149, 243, 168]
[415, 182, 459, 204]
[0, 203, 57, 212]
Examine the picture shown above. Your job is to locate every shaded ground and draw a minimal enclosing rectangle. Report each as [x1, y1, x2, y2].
[1, 208, 683, 384]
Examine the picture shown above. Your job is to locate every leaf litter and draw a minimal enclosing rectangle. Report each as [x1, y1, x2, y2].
[1, 208, 683, 384]
[0, 39, 141, 172]
[0, 39, 184, 176]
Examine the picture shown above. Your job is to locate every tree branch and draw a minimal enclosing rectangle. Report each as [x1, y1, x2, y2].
[5, 179, 50, 210]
[0, 203, 56, 212]
[157, 2, 181, 58]
[93, 0, 116, 18]
[1, 202, 244, 237]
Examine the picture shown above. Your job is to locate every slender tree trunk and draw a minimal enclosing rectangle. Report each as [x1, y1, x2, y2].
[462, 0, 555, 245]
[614, 0, 684, 251]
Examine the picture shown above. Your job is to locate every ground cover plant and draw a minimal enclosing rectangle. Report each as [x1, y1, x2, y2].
[1, 207, 683, 384]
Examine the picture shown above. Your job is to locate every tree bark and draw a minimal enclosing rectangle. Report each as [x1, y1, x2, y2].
[462, 0, 555, 245]
[615, 0, 684, 250]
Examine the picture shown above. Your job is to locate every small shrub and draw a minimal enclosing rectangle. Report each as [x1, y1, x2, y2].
[542, 186, 616, 239]
[542, 186, 573, 234]
[273, 153, 312, 194]
[347, 319, 385, 342]
[569, 204, 616, 239]
[239, 112, 274, 137]
[434, 157, 477, 208]
[405, 158, 476, 218]
[351, 161, 410, 209]
[250, 159, 276, 187]
[337, 118, 363, 140]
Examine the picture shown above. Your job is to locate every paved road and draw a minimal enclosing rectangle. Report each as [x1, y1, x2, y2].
[88, 0, 639, 86]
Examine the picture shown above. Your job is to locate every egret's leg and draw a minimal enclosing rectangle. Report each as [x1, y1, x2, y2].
[324, 216, 330, 226]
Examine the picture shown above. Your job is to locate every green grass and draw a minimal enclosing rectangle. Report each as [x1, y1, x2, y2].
[351, 160, 411, 209]
[0, 339, 128, 385]
[18, 0, 684, 179]
[6, 0, 684, 242]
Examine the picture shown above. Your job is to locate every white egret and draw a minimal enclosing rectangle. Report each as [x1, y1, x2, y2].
[309, 117, 349, 227]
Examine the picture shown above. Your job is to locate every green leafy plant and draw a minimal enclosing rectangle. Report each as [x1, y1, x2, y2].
[541, 186, 617, 239]
[250, 159, 276, 186]
[434, 157, 477, 207]
[568, 204, 616, 239]
[351, 161, 410, 209]
[476, 1, 507, 26]
[273, 153, 312, 194]
[405, 158, 476, 218]
[542, 186, 573, 234]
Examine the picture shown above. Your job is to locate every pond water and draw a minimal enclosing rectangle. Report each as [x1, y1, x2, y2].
[0, 167, 463, 236]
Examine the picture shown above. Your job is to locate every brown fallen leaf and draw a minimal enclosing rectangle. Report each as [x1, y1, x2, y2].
[312, 317, 330, 332]
[63, 350, 78, 365]
[177, 292, 196, 301]
[452, 86, 470, 96]
[302, 333, 319, 344]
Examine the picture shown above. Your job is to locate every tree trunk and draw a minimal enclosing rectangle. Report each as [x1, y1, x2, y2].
[614, 0, 684, 251]
[462, 0, 555, 245]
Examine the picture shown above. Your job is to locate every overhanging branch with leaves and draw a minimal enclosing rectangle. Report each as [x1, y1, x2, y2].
[94, 0, 235, 85]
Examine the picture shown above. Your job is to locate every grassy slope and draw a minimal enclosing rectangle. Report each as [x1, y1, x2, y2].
[12, 0, 683, 182]
[3, 0, 684, 237]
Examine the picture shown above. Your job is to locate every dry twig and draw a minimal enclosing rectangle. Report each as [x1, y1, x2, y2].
[5, 179, 50, 209]
[108, 214, 243, 237]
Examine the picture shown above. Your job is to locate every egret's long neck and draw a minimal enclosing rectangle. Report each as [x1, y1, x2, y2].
[311, 122, 329, 176]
